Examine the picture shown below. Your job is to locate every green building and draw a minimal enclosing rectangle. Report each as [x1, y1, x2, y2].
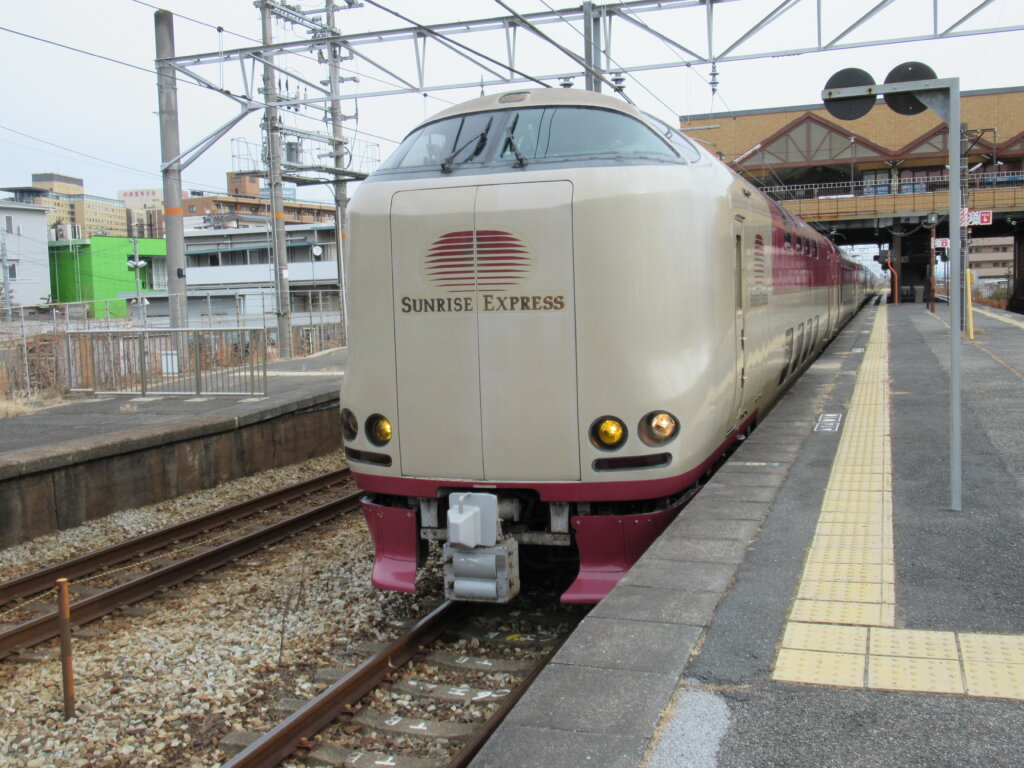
[49, 236, 165, 318]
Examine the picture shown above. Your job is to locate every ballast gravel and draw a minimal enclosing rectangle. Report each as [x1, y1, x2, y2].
[0, 450, 435, 767]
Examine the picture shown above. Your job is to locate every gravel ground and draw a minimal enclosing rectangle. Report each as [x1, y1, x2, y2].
[0, 449, 437, 767]
[0, 450, 350, 584]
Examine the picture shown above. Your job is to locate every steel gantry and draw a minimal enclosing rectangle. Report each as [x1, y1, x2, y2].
[161, 1, 1022, 102]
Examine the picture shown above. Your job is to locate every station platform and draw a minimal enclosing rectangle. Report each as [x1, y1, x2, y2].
[473, 301, 1024, 768]
[0, 349, 345, 547]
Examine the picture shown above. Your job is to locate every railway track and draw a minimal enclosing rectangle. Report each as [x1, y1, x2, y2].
[221, 600, 578, 768]
[0, 468, 357, 660]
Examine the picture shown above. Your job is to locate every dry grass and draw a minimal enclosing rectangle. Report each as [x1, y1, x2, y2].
[0, 398, 32, 418]
[0, 391, 65, 418]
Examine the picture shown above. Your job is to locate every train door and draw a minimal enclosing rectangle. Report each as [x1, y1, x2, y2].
[475, 181, 579, 481]
[731, 233, 748, 422]
[391, 187, 484, 480]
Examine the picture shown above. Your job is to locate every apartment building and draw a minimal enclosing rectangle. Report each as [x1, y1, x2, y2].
[1, 174, 128, 238]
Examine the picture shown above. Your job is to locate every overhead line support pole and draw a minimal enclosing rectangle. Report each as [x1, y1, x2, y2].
[261, 0, 292, 359]
[326, 0, 350, 346]
[155, 11, 188, 329]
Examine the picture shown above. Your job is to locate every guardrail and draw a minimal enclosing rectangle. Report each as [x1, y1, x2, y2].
[761, 170, 1024, 203]
[65, 327, 268, 396]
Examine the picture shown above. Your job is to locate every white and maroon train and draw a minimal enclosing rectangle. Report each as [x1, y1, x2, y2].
[340, 88, 870, 604]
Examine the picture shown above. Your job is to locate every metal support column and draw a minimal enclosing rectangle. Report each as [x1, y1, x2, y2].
[326, 0, 350, 345]
[154, 11, 188, 330]
[261, 0, 293, 358]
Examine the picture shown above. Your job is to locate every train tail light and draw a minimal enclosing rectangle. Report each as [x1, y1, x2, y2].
[639, 411, 679, 446]
[590, 416, 627, 450]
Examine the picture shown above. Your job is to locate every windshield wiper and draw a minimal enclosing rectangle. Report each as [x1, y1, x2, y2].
[503, 114, 528, 168]
[441, 118, 492, 174]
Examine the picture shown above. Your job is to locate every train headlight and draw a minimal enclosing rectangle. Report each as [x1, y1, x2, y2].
[341, 408, 358, 442]
[590, 416, 627, 450]
[639, 411, 679, 446]
[366, 414, 393, 446]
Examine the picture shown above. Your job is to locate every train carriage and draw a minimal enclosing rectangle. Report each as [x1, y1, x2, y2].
[340, 88, 867, 604]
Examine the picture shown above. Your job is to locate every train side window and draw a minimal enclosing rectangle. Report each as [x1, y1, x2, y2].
[791, 323, 805, 375]
[804, 237, 810, 256]
[779, 328, 794, 386]
[812, 240, 818, 259]
[784, 231, 792, 250]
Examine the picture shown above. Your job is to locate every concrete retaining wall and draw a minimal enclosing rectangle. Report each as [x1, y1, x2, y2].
[0, 392, 340, 549]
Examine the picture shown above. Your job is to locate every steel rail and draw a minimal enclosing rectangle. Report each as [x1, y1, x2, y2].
[0, 490, 361, 660]
[222, 601, 471, 768]
[0, 468, 351, 606]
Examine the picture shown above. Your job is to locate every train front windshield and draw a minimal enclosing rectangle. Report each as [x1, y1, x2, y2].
[376, 105, 683, 174]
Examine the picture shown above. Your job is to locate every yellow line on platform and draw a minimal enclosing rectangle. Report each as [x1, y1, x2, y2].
[974, 306, 1024, 331]
[772, 304, 1024, 700]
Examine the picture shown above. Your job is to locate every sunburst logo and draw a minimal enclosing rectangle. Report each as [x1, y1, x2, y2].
[422, 230, 536, 293]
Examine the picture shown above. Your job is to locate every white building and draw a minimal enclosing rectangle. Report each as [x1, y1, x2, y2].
[174, 221, 341, 322]
[1, 200, 51, 307]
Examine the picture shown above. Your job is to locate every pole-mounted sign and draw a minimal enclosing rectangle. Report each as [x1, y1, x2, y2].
[822, 63, 964, 513]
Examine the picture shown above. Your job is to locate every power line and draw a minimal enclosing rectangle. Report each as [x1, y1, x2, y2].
[0, 25, 154, 75]
[126, 0, 456, 105]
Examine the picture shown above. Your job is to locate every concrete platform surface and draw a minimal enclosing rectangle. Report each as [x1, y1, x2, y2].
[473, 301, 1024, 768]
[0, 348, 346, 464]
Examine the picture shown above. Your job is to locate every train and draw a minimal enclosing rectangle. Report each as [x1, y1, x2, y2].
[339, 87, 872, 605]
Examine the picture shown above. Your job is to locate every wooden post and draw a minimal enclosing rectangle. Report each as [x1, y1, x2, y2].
[56, 578, 76, 719]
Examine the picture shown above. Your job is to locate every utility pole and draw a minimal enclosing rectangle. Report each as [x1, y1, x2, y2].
[154, 11, 188, 329]
[128, 238, 148, 327]
[261, 0, 293, 358]
[326, 0, 350, 344]
[1, 231, 11, 321]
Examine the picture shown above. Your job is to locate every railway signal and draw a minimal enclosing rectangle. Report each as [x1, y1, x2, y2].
[822, 63, 965, 512]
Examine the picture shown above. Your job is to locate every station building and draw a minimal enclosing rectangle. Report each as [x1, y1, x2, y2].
[681, 86, 1024, 310]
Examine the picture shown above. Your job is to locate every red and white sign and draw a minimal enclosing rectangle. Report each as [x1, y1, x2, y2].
[932, 238, 950, 248]
[960, 209, 993, 226]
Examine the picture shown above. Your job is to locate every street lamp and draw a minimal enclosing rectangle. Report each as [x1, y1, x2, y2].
[127, 257, 148, 326]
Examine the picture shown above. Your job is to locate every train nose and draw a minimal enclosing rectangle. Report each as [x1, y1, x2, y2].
[389, 181, 581, 482]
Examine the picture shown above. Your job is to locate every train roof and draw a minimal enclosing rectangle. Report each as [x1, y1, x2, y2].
[422, 87, 640, 127]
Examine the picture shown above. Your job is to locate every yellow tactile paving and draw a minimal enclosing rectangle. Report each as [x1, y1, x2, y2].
[790, 599, 894, 627]
[870, 628, 958, 660]
[774, 648, 865, 687]
[783, 622, 868, 654]
[800, 562, 894, 584]
[868, 656, 965, 694]
[958, 633, 1024, 664]
[772, 304, 1024, 701]
[798, 580, 890, 604]
[963, 661, 1024, 699]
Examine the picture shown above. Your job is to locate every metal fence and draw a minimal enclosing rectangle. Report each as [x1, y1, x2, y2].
[1, 290, 345, 400]
[66, 328, 269, 396]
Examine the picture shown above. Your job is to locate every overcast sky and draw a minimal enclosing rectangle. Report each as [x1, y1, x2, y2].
[2, 0, 1022, 204]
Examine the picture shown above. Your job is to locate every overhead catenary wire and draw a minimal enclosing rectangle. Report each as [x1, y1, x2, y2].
[125, 0, 454, 105]
[361, 0, 552, 90]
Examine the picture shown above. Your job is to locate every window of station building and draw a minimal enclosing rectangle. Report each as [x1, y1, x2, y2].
[4, 216, 13, 233]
